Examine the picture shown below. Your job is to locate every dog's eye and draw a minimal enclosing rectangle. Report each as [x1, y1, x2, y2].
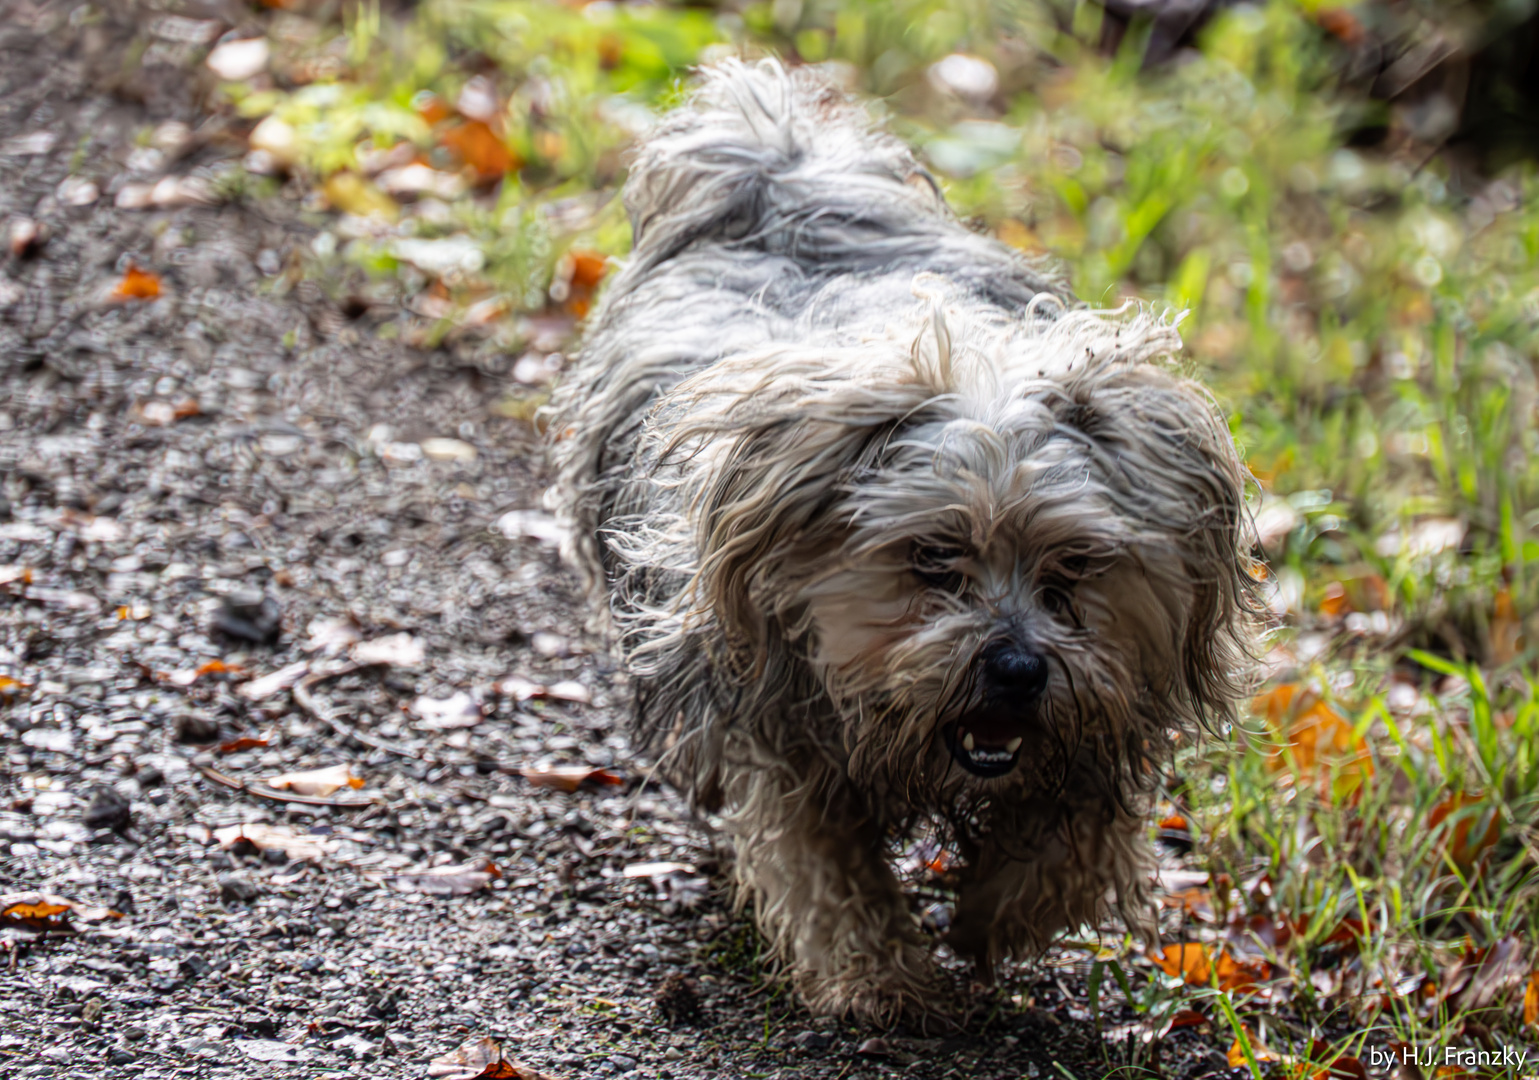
[912, 544, 966, 594]
[1040, 585, 1073, 617]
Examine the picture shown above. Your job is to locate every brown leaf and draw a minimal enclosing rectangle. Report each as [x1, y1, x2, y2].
[0, 892, 123, 931]
[112, 264, 161, 300]
[440, 120, 517, 184]
[427, 1035, 558, 1080]
[1523, 970, 1539, 1027]
[217, 736, 269, 754]
[1167, 1008, 1206, 1029]
[1428, 791, 1501, 870]
[383, 858, 500, 897]
[1215, 950, 1271, 992]
[266, 764, 365, 797]
[519, 765, 624, 794]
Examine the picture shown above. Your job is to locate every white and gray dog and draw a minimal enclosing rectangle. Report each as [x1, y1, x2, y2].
[550, 59, 1257, 1025]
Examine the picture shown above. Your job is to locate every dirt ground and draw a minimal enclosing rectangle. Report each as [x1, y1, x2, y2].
[0, 5, 1231, 1078]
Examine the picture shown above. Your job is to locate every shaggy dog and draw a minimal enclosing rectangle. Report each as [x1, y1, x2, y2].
[550, 59, 1257, 1024]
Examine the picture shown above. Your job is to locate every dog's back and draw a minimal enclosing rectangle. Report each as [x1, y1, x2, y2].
[551, 59, 1059, 597]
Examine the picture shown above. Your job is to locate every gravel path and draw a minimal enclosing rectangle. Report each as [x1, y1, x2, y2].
[0, 5, 1217, 1079]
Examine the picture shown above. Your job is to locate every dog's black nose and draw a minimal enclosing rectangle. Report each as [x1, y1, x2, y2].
[981, 641, 1048, 701]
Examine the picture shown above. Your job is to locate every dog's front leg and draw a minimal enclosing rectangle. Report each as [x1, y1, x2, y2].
[722, 752, 952, 1027]
[947, 797, 1153, 981]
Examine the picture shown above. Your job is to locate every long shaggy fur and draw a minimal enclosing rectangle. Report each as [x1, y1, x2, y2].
[549, 59, 1259, 1025]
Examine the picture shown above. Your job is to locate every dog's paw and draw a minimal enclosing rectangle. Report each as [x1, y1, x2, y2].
[799, 963, 961, 1032]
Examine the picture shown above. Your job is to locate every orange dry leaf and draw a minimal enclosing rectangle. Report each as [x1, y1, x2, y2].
[1316, 7, 1365, 46]
[441, 120, 517, 183]
[1428, 791, 1501, 870]
[1168, 1008, 1206, 1029]
[1155, 943, 1211, 985]
[416, 91, 454, 126]
[0, 892, 123, 930]
[266, 763, 365, 797]
[112, 264, 161, 300]
[217, 736, 269, 754]
[1491, 586, 1523, 665]
[1256, 684, 1373, 801]
[383, 858, 501, 897]
[1524, 971, 1539, 1026]
[1227, 1025, 1280, 1068]
[1158, 813, 1189, 831]
[1215, 950, 1271, 992]
[426, 1036, 558, 1080]
[519, 765, 624, 793]
[1319, 581, 1351, 618]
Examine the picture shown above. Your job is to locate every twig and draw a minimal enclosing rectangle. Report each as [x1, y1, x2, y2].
[292, 664, 538, 779]
[195, 764, 378, 809]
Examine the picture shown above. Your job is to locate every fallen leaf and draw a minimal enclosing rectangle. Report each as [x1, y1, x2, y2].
[411, 692, 483, 730]
[622, 862, 697, 878]
[322, 172, 399, 221]
[266, 764, 365, 797]
[427, 1035, 557, 1080]
[1256, 685, 1373, 801]
[1226, 1025, 1280, 1068]
[1428, 791, 1501, 870]
[1523, 970, 1539, 1027]
[1444, 936, 1527, 1011]
[217, 736, 269, 754]
[519, 765, 624, 793]
[1167, 1008, 1206, 1029]
[1491, 586, 1523, 665]
[494, 675, 589, 704]
[495, 510, 568, 547]
[1215, 950, 1271, 992]
[1154, 943, 1210, 985]
[440, 120, 518, 184]
[383, 858, 500, 897]
[303, 616, 361, 655]
[213, 823, 337, 861]
[0, 892, 123, 930]
[351, 633, 424, 667]
[112, 264, 161, 300]
[237, 660, 311, 701]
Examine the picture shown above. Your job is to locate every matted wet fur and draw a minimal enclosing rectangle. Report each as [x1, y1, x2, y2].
[549, 59, 1259, 1026]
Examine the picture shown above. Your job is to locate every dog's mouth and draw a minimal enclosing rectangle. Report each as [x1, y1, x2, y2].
[942, 710, 1029, 779]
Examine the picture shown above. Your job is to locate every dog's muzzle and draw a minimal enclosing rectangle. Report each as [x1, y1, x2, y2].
[943, 641, 1048, 778]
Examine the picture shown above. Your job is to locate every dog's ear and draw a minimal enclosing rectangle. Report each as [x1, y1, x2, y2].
[661, 348, 934, 674]
[1057, 365, 1260, 727]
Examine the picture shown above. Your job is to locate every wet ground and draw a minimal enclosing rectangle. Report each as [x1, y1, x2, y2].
[0, 4, 1233, 1078]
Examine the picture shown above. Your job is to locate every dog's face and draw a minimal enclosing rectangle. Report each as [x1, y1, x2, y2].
[666, 303, 1255, 803]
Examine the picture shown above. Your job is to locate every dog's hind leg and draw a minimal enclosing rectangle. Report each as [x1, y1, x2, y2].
[722, 751, 954, 1028]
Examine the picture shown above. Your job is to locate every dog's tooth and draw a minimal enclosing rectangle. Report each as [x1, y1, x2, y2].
[962, 732, 975, 752]
[1005, 737, 1022, 753]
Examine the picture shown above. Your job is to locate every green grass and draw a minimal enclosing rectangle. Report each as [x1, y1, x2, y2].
[218, 0, 1539, 1066]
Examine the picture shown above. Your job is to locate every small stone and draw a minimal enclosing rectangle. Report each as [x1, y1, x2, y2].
[173, 713, 219, 744]
[217, 874, 260, 904]
[108, 1050, 136, 1065]
[214, 588, 282, 646]
[856, 1037, 895, 1057]
[793, 1031, 833, 1051]
[82, 786, 131, 831]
